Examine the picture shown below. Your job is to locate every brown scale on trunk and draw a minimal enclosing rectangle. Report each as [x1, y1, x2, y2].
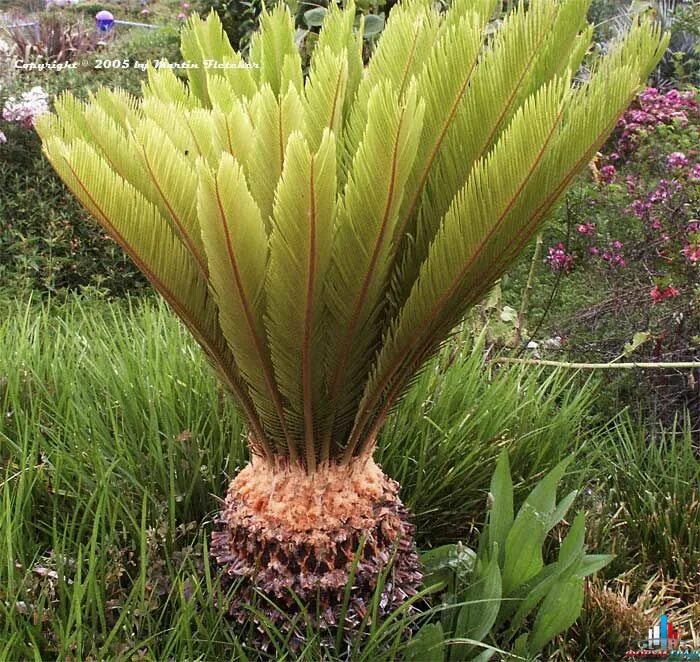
[210, 454, 422, 642]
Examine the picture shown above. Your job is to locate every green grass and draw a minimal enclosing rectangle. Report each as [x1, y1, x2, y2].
[0, 293, 646, 658]
[583, 413, 700, 592]
[1, 293, 697, 658]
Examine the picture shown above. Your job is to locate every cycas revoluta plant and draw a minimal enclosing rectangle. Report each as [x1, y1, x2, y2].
[36, 0, 665, 630]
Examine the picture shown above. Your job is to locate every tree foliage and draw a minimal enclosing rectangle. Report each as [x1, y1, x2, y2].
[37, 0, 667, 468]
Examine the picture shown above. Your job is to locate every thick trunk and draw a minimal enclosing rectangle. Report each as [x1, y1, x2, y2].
[211, 455, 422, 634]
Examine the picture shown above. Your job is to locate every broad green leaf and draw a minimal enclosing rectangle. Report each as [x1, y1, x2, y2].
[303, 7, 327, 27]
[557, 513, 586, 569]
[421, 543, 476, 591]
[576, 554, 615, 578]
[528, 575, 585, 653]
[522, 456, 573, 516]
[405, 622, 445, 662]
[502, 503, 546, 595]
[487, 450, 514, 563]
[363, 13, 385, 37]
[547, 489, 578, 532]
[453, 555, 502, 659]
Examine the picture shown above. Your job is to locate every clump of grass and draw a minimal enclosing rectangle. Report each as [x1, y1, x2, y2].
[377, 328, 603, 545]
[551, 580, 648, 660]
[583, 414, 700, 592]
[0, 295, 601, 657]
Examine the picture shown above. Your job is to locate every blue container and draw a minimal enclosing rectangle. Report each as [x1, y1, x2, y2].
[95, 10, 114, 32]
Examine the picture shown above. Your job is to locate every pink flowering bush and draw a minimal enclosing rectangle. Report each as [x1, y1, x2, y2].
[529, 86, 699, 427]
[533, 86, 698, 400]
[2, 87, 50, 129]
[545, 87, 699, 298]
[608, 87, 698, 159]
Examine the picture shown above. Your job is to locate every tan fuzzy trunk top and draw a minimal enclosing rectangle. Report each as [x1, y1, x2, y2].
[228, 455, 389, 534]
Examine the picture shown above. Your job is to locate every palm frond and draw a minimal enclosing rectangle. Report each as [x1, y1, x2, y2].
[313, 0, 364, 113]
[349, 19, 668, 458]
[323, 80, 424, 450]
[265, 131, 337, 469]
[249, 5, 301, 97]
[196, 154, 295, 457]
[247, 84, 305, 227]
[38, 2, 667, 469]
[36, 131, 271, 455]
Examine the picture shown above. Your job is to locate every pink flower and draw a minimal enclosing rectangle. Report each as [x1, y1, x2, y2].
[588, 246, 600, 256]
[689, 164, 700, 182]
[576, 222, 596, 235]
[629, 199, 649, 218]
[545, 243, 575, 273]
[600, 164, 617, 184]
[182, 2, 190, 7]
[650, 285, 680, 303]
[178, 11, 187, 19]
[140, 8, 149, 14]
[0, 131, 6, 144]
[666, 152, 689, 169]
[682, 245, 700, 263]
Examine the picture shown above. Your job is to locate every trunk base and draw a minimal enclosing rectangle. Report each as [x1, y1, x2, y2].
[210, 456, 422, 636]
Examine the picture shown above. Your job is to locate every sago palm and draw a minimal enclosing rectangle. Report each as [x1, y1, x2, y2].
[36, 0, 665, 628]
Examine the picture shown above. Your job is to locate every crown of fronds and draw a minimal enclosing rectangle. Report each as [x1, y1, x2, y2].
[36, 0, 666, 470]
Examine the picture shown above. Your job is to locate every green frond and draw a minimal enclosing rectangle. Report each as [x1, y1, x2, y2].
[142, 62, 198, 108]
[341, 1, 439, 170]
[81, 98, 144, 183]
[179, 11, 242, 106]
[303, 46, 348, 153]
[246, 84, 305, 226]
[197, 155, 295, 457]
[313, 1, 363, 112]
[323, 80, 425, 449]
[39, 135, 271, 452]
[90, 87, 142, 132]
[133, 118, 207, 276]
[265, 131, 337, 469]
[249, 5, 300, 97]
[399, 0, 560, 296]
[210, 104, 254, 164]
[385, 6, 487, 303]
[183, 108, 223, 167]
[350, 21, 666, 456]
[38, 0, 667, 468]
[139, 98, 192, 158]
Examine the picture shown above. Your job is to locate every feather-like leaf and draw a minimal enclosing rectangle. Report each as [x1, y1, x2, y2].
[249, 6, 301, 97]
[266, 131, 337, 468]
[197, 155, 296, 457]
[37, 134, 271, 454]
[247, 84, 305, 227]
[324, 80, 424, 452]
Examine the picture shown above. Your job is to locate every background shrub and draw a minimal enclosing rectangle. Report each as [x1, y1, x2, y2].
[0, 123, 146, 295]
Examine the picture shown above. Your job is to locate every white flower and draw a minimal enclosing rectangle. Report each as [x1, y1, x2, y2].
[2, 86, 50, 128]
